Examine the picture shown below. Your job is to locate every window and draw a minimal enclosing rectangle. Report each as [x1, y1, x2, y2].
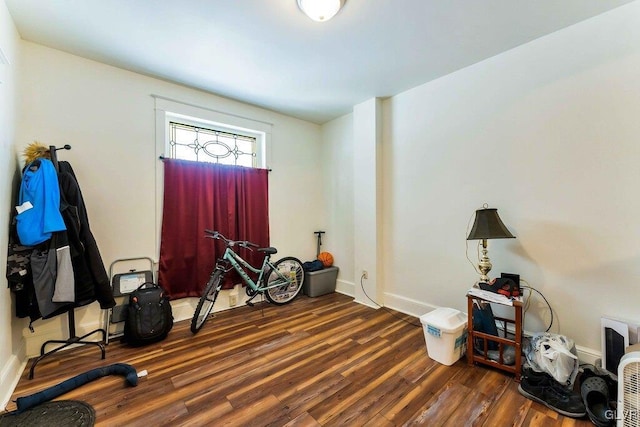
[168, 121, 257, 167]
[154, 95, 270, 169]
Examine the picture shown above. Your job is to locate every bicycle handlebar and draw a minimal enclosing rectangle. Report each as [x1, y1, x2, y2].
[204, 229, 259, 249]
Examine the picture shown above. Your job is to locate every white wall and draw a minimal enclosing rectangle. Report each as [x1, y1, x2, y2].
[0, 0, 26, 409]
[13, 42, 324, 355]
[353, 99, 383, 307]
[322, 113, 354, 294]
[376, 1, 640, 355]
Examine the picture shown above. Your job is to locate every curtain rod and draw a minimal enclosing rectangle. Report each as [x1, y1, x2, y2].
[158, 156, 272, 172]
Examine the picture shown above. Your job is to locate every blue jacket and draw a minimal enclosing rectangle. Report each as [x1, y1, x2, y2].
[17, 159, 67, 246]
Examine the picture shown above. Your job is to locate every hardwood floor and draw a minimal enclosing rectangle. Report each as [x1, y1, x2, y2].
[6, 293, 592, 426]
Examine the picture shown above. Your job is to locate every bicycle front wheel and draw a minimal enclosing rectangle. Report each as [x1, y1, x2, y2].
[191, 271, 223, 334]
[264, 257, 304, 305]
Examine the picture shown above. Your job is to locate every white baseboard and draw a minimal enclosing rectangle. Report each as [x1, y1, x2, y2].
[1, 343, 27, 411]
[171, 288, 251, 323]
[575, 345, 601, 366]
[383, 292, 439, 318]
[338, 288, 438, 316]
[336, 279, 354, 297]
[353, 298, 380, 310]
[337, 280, 381, 308]
[344, 288, 439, 319]
[171, 298, 198, 322]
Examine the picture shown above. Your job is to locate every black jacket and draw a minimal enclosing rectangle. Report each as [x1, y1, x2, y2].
[58, 161, 115, 309]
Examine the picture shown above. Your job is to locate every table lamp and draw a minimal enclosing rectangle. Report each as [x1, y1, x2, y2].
[467, 205, 515, 283]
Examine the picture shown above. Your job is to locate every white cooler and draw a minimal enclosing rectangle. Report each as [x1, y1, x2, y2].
[420, 307, 468, 366]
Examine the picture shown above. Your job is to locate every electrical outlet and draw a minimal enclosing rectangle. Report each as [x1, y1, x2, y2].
[362, 270, 368, 280]
[229, 293, 238, 306]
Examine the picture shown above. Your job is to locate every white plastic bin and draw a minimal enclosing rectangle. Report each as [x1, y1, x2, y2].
[420, 307, 468, 366]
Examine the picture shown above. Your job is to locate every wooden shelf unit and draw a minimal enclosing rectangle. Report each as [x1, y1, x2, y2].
[466, 294, 523, 382]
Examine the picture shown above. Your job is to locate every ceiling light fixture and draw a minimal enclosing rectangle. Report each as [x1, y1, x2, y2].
[297, 0, 345, 22]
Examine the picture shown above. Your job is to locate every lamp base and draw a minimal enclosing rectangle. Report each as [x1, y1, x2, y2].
[478, 240, 492, 283]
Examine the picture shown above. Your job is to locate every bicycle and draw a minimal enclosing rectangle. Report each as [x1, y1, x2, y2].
[190, 230, 305, 334]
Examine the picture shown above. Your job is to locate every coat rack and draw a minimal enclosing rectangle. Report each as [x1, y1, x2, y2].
[28, 145, 106, 379]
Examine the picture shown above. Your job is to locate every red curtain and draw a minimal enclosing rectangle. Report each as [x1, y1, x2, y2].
[158, 159, 269, 299]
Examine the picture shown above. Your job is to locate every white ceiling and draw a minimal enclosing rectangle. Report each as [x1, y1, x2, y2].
[6, 0, 635, 124]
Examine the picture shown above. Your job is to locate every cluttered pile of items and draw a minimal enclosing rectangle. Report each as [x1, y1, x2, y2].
[464, 206, 635, 426]
[471, 276, 623, 426]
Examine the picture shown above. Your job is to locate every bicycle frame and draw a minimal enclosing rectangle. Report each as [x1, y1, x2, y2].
[219, 247, 289, 292]
[192, 230, 305, 334]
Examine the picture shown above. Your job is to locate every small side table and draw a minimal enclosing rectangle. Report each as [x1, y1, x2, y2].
[466, 294, 523, 381]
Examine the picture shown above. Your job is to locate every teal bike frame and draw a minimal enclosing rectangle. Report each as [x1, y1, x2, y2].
[218, 245, 290, 292]
[191, 230, 304, 334]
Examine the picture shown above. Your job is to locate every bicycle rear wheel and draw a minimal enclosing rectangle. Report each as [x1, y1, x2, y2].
[191, 271, 223, 334]
[264, 257, 304, 305]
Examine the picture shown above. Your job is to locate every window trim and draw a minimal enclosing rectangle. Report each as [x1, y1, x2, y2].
[154, 97, 270, 169]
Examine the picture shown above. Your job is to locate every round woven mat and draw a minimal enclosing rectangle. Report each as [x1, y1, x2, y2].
[0, 400, 95, 427]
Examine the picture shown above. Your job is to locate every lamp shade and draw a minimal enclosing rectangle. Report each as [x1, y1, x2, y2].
[297, 0, 344, 22]
[467, 208, 515, 240]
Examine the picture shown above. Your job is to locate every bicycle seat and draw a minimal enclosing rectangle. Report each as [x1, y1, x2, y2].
[257, 247, 277, 255]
